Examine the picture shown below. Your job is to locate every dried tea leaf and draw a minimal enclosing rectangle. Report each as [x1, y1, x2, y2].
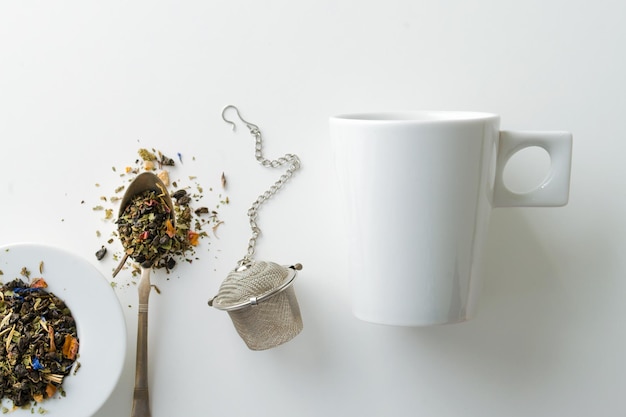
[138, 148, 157, 161]
[95, 246, 107, 261]
[158, 152, 175, 167]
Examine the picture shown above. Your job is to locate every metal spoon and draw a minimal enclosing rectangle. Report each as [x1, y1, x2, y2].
[116, 172, 175, 417]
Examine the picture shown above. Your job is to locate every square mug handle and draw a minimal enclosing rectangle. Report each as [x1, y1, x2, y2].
[493, 131, 572, 207]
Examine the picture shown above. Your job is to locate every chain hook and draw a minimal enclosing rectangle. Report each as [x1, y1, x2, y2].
[222, 105, 260, 134]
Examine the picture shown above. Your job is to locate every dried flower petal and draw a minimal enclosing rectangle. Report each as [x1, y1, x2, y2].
[62, 335, 79, 360]
[188, 231, 199, 246]
[46, 383, 57, 398]
[48, 325, 56, 352]
[157, 170, 170, 186]
[32, 357, 44, 370]
[165, 219, 176, 238]
[30, 278, 48, 289]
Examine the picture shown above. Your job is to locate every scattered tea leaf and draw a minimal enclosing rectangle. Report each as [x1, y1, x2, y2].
[138, 148, 157, 161]
[95, 246, 107, 261]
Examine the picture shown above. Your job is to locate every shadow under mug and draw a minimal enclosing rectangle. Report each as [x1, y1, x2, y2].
[329, 111, 572, 326]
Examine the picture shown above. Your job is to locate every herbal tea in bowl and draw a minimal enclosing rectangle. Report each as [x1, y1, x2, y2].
[0, 243, 126, 416]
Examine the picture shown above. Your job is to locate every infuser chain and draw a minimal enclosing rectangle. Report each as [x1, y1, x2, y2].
[222, 105, 301, 268]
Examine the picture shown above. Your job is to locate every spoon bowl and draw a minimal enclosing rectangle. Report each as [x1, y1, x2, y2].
[113, 172, 175, 276]
[115, 171, 175, 417]
[118, 171, 175, 219]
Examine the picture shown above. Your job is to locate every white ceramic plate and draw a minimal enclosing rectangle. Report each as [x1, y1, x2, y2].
[0, 243, 126, 416]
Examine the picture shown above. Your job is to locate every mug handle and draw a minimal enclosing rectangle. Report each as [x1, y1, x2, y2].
[493, 131, 572, 207]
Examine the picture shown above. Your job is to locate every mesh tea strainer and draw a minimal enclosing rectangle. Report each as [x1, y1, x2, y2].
[208, 105, 304, 351]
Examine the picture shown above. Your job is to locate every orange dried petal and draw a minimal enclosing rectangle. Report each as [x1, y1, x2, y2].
[30, 278, 48, 288]
[188, 231, 199, 246]
[165, 219, 176, 238]
[46, 383, 57, 398]
[62, 334, 79, 360]
[48, 325, 56, 352]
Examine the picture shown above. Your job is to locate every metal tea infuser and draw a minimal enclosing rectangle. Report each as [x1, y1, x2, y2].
[208, 105, 304, 351]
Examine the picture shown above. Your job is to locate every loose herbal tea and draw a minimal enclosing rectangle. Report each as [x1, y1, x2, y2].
[117, 188, 187, 269]
[92, 148, 229, 276]
[0, 275, 79, 407]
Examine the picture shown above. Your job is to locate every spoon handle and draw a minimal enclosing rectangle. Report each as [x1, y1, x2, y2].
[131, 267, 152, 417]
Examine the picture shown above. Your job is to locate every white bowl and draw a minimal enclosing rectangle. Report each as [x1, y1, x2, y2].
[0, 243, 126, 416]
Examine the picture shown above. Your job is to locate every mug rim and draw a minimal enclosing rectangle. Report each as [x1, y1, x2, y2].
[330, 111, 500, 123]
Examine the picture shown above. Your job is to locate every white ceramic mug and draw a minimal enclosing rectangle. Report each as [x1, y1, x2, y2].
[329, 112, 572, 326]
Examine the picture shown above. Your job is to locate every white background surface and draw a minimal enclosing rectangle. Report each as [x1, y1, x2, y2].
[0, 1, 624, 416]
